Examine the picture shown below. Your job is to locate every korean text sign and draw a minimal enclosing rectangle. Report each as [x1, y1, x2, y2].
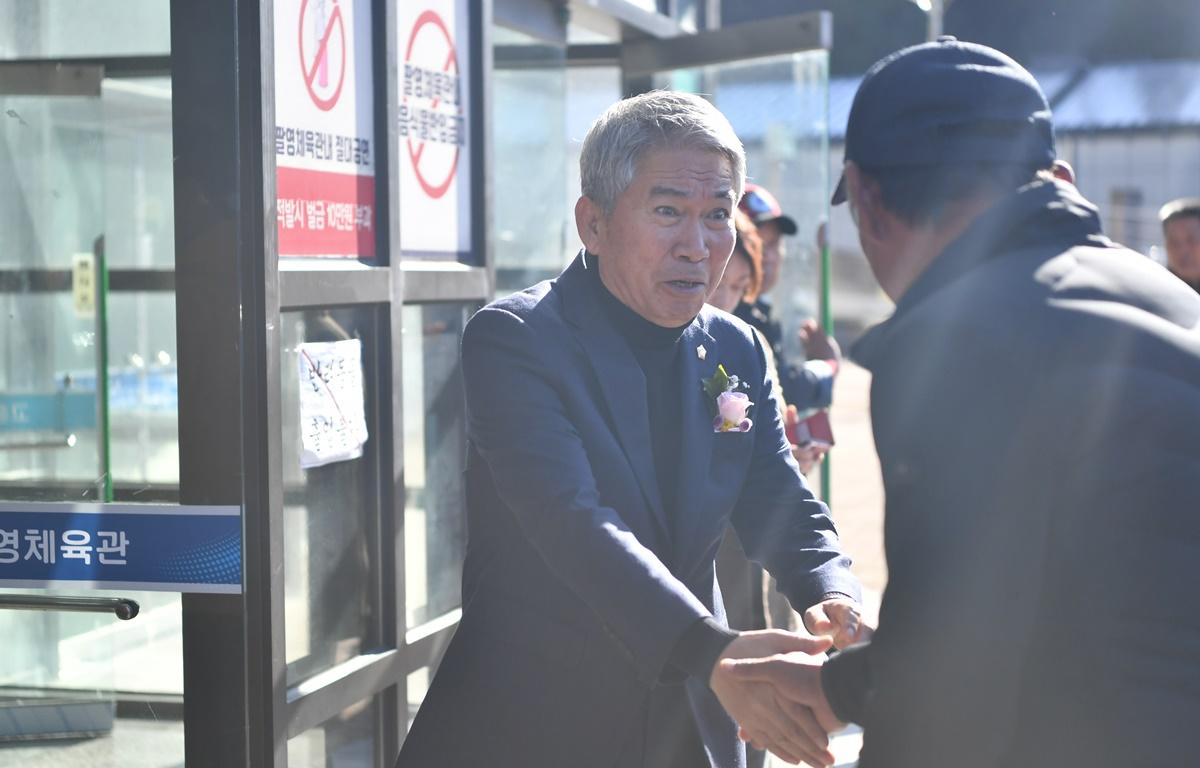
[0, 502, 242, 593]
[275, 0, 376, 258]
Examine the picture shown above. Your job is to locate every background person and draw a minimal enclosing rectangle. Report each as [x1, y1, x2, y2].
[710, 211, 828, 477]
[1160, 197, 1200, 293]
[736, 184, 842, 417]
[725, 38, 1200, 768]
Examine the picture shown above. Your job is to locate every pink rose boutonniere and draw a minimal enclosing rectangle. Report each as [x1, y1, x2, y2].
[702, 364, 754, 433]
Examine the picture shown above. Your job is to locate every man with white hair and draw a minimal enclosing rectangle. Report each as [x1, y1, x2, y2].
[396, 91, 863, 768]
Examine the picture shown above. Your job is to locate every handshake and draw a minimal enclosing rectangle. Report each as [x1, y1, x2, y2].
[710, 599, 868, 767]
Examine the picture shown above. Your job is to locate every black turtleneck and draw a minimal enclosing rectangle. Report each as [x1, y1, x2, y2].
[586, 258, 737, 689]
[589, 260, 689, 518]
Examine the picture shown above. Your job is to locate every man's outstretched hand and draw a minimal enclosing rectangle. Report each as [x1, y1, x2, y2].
[721, 648, 845, 765]
[709, 631, 839, 766]
[802, 597, 872, 650]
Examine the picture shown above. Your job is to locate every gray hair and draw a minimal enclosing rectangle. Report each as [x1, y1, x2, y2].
[579, 90, 746, 215]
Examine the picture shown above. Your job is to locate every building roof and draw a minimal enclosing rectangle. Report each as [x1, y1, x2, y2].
[1051, 59, 1200, 131]
[718, 60, 1200, 146]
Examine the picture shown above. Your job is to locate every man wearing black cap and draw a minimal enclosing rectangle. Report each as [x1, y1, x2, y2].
[722, 38, 1200, 767]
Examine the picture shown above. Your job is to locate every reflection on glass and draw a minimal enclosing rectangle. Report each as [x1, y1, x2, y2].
[0, 588, 182, 694]
[406, 666, 430, 732]
[0, 12, 180, 764]
[0, 0, 170, 59]
[287, 694, 378, 768]
[563, 66, 622, 260]
[107, 293, 178, 489]
[654, 52, 831, 365]
[0, 76, 177, 497]
[281, 308, 380, 686]
[403, 304, 469, 630]
[492, 26, 568, 297]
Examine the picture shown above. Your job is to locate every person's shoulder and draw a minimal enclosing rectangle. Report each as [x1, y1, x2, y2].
[1037, 242, 1200, 331]
[472, 275, 564, 327]
[463, 274, 571, 357]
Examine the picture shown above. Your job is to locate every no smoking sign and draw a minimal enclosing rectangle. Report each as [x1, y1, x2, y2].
[299, 0, 346, 111]
[402, 10, 464, 200]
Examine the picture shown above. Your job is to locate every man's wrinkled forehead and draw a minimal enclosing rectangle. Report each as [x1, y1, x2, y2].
[632, 146, 736, 193]
[648, 183, 737, 202]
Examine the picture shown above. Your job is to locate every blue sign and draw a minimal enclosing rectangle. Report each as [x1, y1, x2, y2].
[65, 366, 178, 414]
[0, 502, 241, 593]
[0, 392, 96, 433]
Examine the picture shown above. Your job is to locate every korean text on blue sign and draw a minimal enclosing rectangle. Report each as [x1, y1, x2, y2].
[0, 502, 242, 594]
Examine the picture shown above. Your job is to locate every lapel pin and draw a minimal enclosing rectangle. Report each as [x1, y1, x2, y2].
[696, 344, 707, 361]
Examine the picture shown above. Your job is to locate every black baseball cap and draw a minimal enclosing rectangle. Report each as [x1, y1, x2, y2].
[832, 36, 1055, 206]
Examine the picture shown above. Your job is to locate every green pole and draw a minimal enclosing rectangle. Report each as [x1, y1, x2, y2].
[94, 237, 113, 503]
[819, 233, 833, 505]
[819, 52, 834, 506]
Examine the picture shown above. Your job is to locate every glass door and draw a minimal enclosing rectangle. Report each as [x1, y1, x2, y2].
[0, 38, 182, 768]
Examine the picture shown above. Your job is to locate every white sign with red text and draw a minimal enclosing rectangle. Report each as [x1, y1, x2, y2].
[398, 0, 472, 256]
[275, 0, 375, 259]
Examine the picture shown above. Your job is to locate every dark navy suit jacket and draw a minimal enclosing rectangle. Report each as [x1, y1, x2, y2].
[396, 254, 859, 768]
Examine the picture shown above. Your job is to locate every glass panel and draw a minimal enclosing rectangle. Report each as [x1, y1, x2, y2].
[0, 585, 183, 766]
[281, 308, 381, 685]
[654, 51, 832, 368]
[405, 666, 430, 732]
[287, 694, 378, 768]
[99, 78, 175, 271]
[491, 26, 567, 296]
[107, 293, 178, 489]
[564, 66, 622, 259]
[0, 291, 103, 491]
[0, 88, 104, 494]
[0, 8, 180, 766]
[0, 1, 170, 60]
[0, 76, 177, 497]
[0, 589, 182, 694]
[403, 304, 469, 630]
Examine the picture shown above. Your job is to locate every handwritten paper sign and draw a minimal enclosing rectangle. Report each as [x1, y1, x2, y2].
[297, 339, 369, 469]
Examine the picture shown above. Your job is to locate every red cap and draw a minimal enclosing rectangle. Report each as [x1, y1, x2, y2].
[739, 183, 798, 235]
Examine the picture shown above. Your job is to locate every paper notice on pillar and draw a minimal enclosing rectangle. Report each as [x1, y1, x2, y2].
[275, 0, 375, 259]
[398, 0, 472, 256]
[297, 339, 369, 469]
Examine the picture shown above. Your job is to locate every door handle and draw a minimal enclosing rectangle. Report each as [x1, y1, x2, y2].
[0, 594, 139, 620]
[0, 434, 78, 451]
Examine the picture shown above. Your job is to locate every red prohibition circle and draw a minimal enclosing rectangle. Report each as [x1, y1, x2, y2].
[404, 10, 460, 200]
[299, 0, 347, 112]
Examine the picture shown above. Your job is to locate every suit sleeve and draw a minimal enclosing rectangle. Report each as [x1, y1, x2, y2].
[461, 307, 710, 686]
[729, 330, 861, 613]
